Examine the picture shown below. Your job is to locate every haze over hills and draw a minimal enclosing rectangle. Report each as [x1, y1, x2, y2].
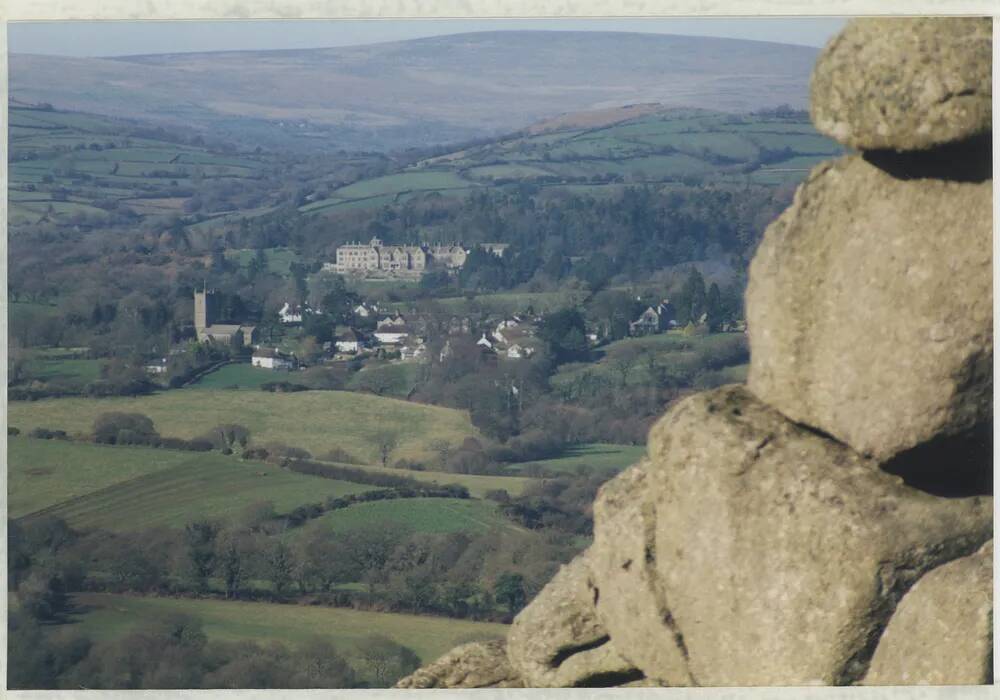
[10, 30, 818, 152]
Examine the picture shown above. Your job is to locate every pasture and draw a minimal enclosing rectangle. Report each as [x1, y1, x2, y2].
[188, 363, 281, 390]
[319, 461, 534, 498]
[305, 497, 524, 537]
[66, 592, 508, 665]
[297, 108, 841, 214]
[7, 389, 480, 464]
[552, 330, 749, 392]
[345, 362, 420, 398]
[9, 437, 197, 517]
[508, 443, 646, 476]
[17, 443, 370, 531]
[8, 105, 271, 230]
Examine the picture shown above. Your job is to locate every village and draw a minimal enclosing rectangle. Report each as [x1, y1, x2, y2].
[176, 279, 737, 378]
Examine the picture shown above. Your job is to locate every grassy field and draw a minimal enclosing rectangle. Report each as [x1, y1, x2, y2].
[189, 363, 283, 390]
[225, 247, 301, 276]
[508, 443, 646, 475]
[8, 105, 272, 230]
[386, 288, 590, 317]
[8, 437, 201, 517]
[345, 362, 420, 398]
[552, 330, 749, 392]
[16, 443, 371, 530]
[66, 592, 508, 665]
[323, 461, 534, 498]
[7, 389, 479, 464]
[305, 497, 524, 537]
[27, 352, 103, 387]
[298, 108, 840, 214]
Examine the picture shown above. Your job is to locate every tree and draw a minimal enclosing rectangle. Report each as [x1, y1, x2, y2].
[183, 520, 219, 592]
[537, 308, 589, 364]
[374, 430, 400, 467]
[265, 540, 296, 597]
[355, 635, 421, 687]
[705, 282, 723, 330]
[216, 532, 248, 599]
[493, 572, 527, 616]
[93, 412, 158, 445]
[428, 439, 454, 469]
[608, 344, 642, 387]
[18, 570, 70, 621]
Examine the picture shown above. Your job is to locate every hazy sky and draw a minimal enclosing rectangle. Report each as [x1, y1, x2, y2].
[9, 18, 847, 57]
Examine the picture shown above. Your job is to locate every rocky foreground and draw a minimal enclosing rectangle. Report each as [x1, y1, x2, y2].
[397, 17, 993, 688]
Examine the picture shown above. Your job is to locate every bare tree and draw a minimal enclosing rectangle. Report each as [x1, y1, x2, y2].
[374, 429, 400, 467]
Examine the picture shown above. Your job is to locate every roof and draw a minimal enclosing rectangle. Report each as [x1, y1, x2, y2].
[203, 324, 243, 336]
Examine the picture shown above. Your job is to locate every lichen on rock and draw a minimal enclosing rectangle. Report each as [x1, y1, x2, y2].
[394, 639, 523, 688]
[746, 154, 992, 462]
[506, 554, 644, 687]
[863, 539, 994, 686]
[811, 17, 991, 151]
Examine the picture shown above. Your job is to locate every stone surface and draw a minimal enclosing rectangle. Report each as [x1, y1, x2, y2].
[394, 639, 523, 688]
[746, 154, 992, 462]
[589, 461, 694, 686]
[811, 17, 991, 150]
[611, 385, 993, 686]
[864, 540, 993, 686]
[506, 554, 643, 687]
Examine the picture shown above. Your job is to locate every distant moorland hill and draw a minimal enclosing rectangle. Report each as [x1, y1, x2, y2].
[10, 30, 818, 152]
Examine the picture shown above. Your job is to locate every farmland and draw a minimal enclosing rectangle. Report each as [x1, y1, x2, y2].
[300, 108, 840, 214]
[188, 363, 283, 390]
[7, 389, 480, 464]
[304, 497, 525, 537]
[8, 106, 277, 231]
[66, 592, 508, 666]
[552, 330, 750, 393]
[508, 443, 646, 476]
[10, 437, 370, 529]
[311, 461, 534, 498]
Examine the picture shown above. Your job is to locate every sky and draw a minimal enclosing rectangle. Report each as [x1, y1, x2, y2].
[8, 18, 848, 57]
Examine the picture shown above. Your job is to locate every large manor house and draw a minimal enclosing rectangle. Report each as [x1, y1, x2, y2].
[327, 237, 508, 278]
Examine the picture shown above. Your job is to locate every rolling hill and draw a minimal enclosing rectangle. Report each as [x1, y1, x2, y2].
[299, 106, 841, 214]
[7, 104, 279, 230]
[9, 437, 371, 529]
[11, 31, 819, 152]
[6, 389, 480, 465]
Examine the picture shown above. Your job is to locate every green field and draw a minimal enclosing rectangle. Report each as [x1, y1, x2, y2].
[189, 363, 284, 390]
[322, 461, 534, 498]
[509, 443, 646, 475]
[552, 330, 749, 392]
[28, 354, 103, 387]
[306, 497, 524, 537]
[8, 389, 479, 464]
[346, 362, 420, 398]
[65, 592, 508, 666]
[298, 108, 841, 213]
[225, 247, 301, 276]
[14, 442, 370, 530]
[386, 288, 590, 317]
[8, 105, 272, 230]
[8, 437, 204, 517]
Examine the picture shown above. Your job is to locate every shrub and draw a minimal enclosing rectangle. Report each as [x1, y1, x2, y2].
[8, 427, 20, 436]
[262, 443, 312, 462]
[260, 381, 308, 393]
[93, 412, 158, 446]
[323, 448, 362, 465]
[28, 427, 70, 441]
[392, 459, 425, 471]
